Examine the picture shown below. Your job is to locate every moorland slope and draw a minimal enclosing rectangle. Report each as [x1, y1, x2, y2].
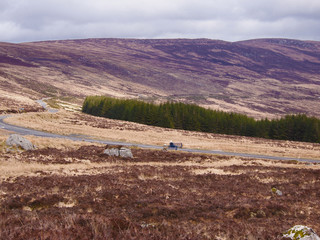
[0, 38, 320, 118]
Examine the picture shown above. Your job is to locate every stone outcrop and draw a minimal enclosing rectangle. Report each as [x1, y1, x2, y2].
[6, 134, 35, 151]
[104, 148, 120, 157]
[119, 147, 134, 158]
[103, 146, 133, 158]
[282, 225, 320, 240]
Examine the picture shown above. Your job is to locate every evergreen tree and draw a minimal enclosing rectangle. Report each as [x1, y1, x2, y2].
[82, 96, 320, 143]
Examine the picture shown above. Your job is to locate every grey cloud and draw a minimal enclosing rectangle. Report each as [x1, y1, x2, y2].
[239, 0, 320, 21]
[0, 0, 319, 42]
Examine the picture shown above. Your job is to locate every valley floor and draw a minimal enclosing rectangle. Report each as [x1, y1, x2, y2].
[3, 110, 320, 160]
[0, 109, 320, 239]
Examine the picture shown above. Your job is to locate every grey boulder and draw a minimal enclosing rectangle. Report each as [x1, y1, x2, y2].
[103, 146, 133, 158]
[6, 134, 36, 151]
[103, 148, 120, 157]
[282, 225, 320, 240]
[119, 147, 133, 158]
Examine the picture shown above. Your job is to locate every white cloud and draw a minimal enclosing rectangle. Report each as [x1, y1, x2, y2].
[0, 0, 319, 42]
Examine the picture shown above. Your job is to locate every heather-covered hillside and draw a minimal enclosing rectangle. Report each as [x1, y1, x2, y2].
[0, 38, 320, 118]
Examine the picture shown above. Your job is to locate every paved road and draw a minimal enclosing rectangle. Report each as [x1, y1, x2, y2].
[35, 99, 59, 113]
[0, 115, 319, 163]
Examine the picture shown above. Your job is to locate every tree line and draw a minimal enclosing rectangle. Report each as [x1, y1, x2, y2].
[82, 96, 320, 143]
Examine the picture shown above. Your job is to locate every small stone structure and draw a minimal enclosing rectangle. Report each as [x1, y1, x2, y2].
[6, 134, 36, 151]
[282, 225, 320, 240]
[103, 145, 133, 158]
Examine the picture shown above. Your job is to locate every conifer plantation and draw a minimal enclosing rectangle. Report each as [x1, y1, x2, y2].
[82, 96, 320, 143]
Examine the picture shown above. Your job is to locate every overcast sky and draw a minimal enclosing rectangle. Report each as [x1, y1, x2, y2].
[1, 0, 320, 43]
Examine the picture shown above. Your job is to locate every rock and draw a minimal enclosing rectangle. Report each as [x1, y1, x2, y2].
[103, 146, 133, 158]
[103, 148, 120, 157]
[119, 147, 133, 158]
[6, 134, 35, 151]
[282, 225, 320, 240]
[271, 187, 283, 196]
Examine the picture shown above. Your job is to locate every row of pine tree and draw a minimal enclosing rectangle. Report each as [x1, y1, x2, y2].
[82, 96, 320, 143]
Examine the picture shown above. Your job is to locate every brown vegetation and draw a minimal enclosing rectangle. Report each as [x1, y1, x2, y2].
[0, 145, 320, 239]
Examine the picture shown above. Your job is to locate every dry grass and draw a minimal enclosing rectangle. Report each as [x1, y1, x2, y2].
[0, 134, 97, 151]
[0, 158, 107, 181]
[0, 136, 318, 182]
[0, 146, 320, 239]
[4, 110, 320, 160]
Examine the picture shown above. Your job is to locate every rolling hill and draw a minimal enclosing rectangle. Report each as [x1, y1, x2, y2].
[0, 38, 320, 118]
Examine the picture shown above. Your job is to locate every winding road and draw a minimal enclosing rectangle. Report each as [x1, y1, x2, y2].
[0, 113, 319, 163]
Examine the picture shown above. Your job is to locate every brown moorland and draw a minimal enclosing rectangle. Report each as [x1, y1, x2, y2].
[0, 145, 320, 239]
[0, 38, 320, 118]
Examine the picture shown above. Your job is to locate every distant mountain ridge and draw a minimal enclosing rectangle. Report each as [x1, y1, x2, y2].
[0, 38, 319, 118]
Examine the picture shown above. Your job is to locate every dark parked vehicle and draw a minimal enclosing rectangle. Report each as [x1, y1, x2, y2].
[163, 141, 183, 150]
